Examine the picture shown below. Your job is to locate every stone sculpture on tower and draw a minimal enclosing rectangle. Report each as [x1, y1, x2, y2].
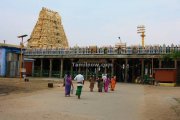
[27, 7, 69, 49]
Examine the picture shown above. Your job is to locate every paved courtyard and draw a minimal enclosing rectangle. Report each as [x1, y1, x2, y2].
[0, 78, 180, 120]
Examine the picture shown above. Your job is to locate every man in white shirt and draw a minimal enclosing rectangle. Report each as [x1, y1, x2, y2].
[102, 74, 107, 92]
[102, 74, 107, 82]
[74, 73, 84, 99]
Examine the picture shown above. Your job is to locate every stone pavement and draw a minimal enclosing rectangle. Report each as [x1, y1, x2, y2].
[0, 80, 145, 120]
[0, 77, 179, 120]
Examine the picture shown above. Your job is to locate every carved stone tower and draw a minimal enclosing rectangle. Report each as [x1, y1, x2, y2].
[27, 7, 69, 49]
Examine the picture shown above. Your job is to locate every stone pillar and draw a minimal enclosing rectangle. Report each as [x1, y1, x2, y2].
[78, 66, 81, 73]
[78, 59, 81, 74]
[141, 59, 144, 78]
[70, 59, 73, 78]
[111, 59, 114, 77]
[40, 59, 43, 77]
[132, 59, 135, 82]
[60, 59, 64, 78]
[125, 58, 128, 83]
[49, 59, 52, 77]
[151, 58, 154, 77]
[85, 65, 88, 80]
[96, 67, 99, 78]
[174, 59, 177, 69]
[59, 59, 61, 78]
[159, 59, 162, 68]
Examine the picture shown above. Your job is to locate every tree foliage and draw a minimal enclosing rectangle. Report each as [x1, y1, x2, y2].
[163, 51, 180, 61]
[172, 51, 180, 60]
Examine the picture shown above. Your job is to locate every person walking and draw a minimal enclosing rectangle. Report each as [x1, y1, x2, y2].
[89, 75, 96, 92]
[74, 73, 84, 99]
[104, 75, 110, 92]
[111, 76, 116, 91]
[97, 77, 103, 92]
[102, 74, 107, 92]
[64, 72, 73, 97]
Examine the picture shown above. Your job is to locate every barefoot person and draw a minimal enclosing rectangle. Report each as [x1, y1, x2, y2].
[104, 75, 110, 92]
[74, 73, 84, 99]
[89, 75, 96, 92]
[111, 76, 116, 91]
[64, 72, 73, 97]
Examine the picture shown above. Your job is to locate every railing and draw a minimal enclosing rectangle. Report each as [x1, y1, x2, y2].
[24, 45, 180, 56]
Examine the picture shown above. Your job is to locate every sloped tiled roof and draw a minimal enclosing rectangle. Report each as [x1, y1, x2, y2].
[0, 43, 20, 49]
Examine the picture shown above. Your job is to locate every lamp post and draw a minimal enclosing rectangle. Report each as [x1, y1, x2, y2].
[137, 25, 146, 47]
[18, 34, 28, 81]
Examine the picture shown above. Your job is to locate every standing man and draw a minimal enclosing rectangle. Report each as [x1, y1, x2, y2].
[74, 73, 84, 99]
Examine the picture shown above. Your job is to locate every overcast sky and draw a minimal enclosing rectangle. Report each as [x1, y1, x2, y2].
[0, 0, 180, 47]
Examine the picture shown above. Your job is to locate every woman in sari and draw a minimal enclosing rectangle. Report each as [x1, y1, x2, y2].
[65, 72, 73, 97]
[89, 75, 96, 92]
[111, 76, 116, 91]
[104, 75, 110, 92]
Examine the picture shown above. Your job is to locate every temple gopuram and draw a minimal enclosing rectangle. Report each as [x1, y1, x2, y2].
[27, 7, 69, 49]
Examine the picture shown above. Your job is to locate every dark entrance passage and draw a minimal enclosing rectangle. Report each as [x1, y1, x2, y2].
[115, 59, 142, 83]
[63, 59, 71, 76]
[51, 59, 60, 77]
[114, 59, 124, 82]
[42, 59, 49, 77]
[34, 58, 41, 76]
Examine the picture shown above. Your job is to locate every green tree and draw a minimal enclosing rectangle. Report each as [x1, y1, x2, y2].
[172, 51, 180, 60]
[171, 51, 180, 85]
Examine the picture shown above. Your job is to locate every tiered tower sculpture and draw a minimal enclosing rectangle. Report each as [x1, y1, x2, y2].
[27, 7, 69, 49]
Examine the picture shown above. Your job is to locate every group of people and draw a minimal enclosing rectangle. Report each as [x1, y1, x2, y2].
[63, 72, 116, 99]
[64, 72, 84, 99]
[89, 74, 116, 93]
